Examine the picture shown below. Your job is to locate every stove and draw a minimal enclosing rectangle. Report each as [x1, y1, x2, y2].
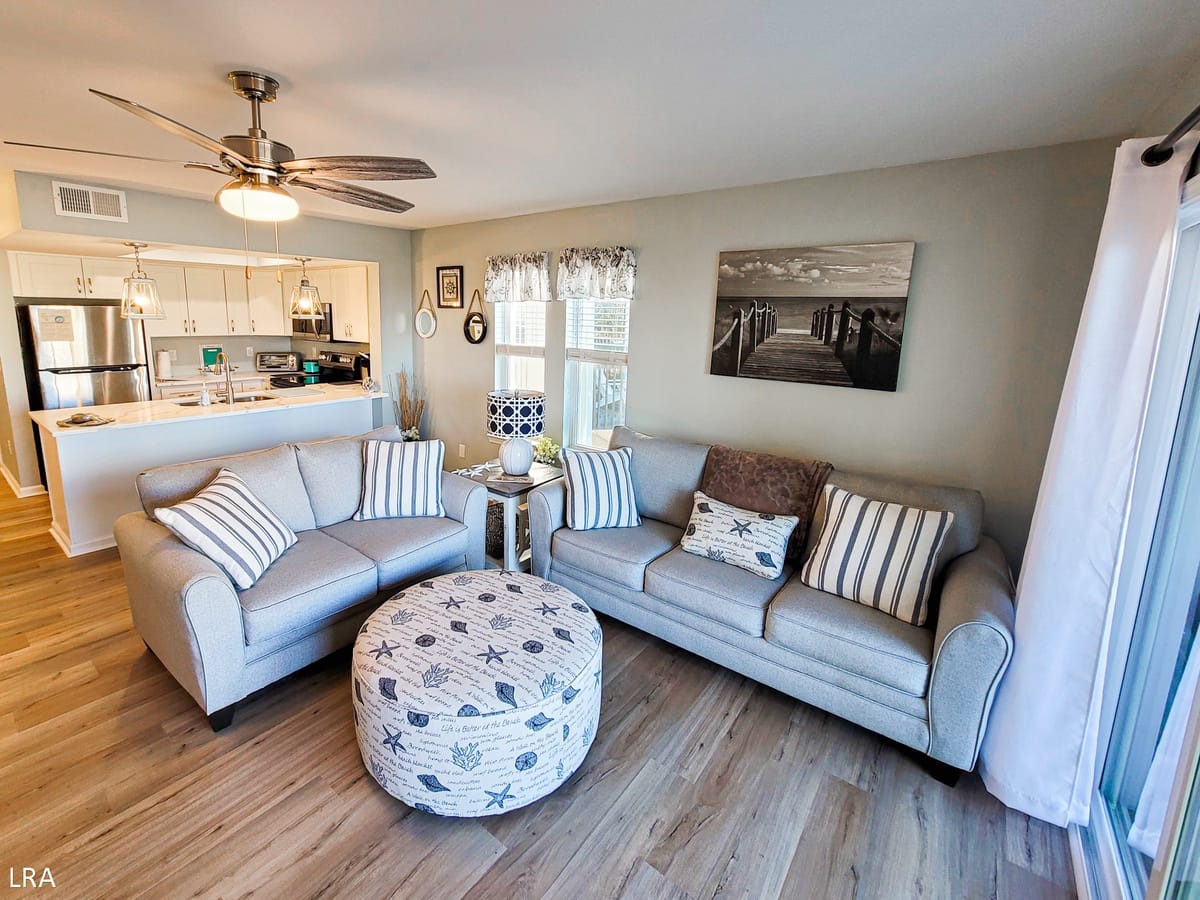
[317, 350, 369, 384]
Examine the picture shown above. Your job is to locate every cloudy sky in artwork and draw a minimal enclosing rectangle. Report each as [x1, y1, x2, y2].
[716, 242, 914, 297]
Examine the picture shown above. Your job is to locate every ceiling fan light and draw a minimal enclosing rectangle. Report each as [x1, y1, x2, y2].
[121, 275, 164, 319]
[289, 277, 324, 320]
[216, 178, 299, 223]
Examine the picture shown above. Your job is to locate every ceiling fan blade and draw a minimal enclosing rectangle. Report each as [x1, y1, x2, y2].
[4, 140, 216, 167]
[89, 88, 254, 168]
[280, 155, 435, 181]
[291, 177, 414, 213]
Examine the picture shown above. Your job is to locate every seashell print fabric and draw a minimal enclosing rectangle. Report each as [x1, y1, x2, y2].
[353, 570, 602, 816]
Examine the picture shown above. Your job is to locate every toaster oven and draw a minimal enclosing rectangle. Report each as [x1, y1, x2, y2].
[255, 351, 301, 373]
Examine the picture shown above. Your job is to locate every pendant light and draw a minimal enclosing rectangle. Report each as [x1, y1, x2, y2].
[120, 242, 165, 319]
[289, 257, 324, 320]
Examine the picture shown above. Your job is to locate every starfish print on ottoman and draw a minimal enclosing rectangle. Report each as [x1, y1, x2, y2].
[476, 645, 510, 665]
[484, 783, 516, 810]
[536, 602, 560, 616]
[382, 724, 406, 756]
[729, 519, 753, 538]
[441, 597, 465, 610]
[369, 640, 399, 660]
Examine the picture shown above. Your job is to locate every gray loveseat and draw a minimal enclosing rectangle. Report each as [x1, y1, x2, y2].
[529, 426, 1015, 776]
[114, 426, 487, 730]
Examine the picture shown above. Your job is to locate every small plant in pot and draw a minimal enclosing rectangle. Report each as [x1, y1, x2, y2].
[393, 368, 426, 441]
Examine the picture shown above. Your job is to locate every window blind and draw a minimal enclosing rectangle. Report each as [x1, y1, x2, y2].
[566, 298, 630, 364]
[495, 301, 547, 358]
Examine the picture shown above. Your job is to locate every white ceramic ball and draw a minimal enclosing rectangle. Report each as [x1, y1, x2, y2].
[499, 437, 534, 475]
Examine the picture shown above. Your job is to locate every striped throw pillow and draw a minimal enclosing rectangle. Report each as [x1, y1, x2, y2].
[800, 484, 955, 626]
[155, 468, 297, 590]
[561, 446, 641, 530]
[355, 439, 445, 520]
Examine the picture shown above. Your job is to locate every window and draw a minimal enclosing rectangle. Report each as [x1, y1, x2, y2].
[564, 297, 630, 449]
[494, 301, 546, 393]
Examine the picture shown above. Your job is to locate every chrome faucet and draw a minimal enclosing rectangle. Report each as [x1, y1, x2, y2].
[214, 352, 235, 406]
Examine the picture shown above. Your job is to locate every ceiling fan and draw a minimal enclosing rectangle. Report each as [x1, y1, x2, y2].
[5, 70, 434, 221]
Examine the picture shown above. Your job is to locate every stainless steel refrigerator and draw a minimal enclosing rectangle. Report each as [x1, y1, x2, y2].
[18, 304, 151, 409]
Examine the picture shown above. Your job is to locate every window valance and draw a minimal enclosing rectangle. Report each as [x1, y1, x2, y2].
[557, 246, 637, 301]
[484, 251, 553, 303]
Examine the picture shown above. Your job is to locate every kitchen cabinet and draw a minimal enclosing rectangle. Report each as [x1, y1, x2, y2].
[141, 264, 189, 338]
[81, 258, 135, 299]
[225, 267, 288, 336]
[183, 267, 231, 336]
[330, 265, 369, 342]
[11, 253, 88, 298]
[156, 375, 265, 400]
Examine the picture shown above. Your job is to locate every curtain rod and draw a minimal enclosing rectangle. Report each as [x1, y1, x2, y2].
[1142, 100, 1200, 166]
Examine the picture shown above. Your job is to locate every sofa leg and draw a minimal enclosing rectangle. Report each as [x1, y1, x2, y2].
[207, 704, 237, 732]
[920, 755, 964, 787]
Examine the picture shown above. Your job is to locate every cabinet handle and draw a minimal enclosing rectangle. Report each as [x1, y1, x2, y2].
[87, 276, 94, 293]
[184, 319, 189, 333]
[251, 319, 256, 333]
[192, 319, 197, 332]
[75, 276, 83, 294]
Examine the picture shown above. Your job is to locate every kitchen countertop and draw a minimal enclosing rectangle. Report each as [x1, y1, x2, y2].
[30, 383, 387, 437]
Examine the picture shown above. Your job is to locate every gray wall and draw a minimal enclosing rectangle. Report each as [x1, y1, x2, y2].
[0, 171, 414, 489]
[412, 139, 1118, 567]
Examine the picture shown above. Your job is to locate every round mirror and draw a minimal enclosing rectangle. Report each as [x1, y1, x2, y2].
[415, 307, 437, 339]
[464, 311, 488, 345]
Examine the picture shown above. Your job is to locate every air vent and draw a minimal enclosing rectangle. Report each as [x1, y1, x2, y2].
[52, 181, 128, 222]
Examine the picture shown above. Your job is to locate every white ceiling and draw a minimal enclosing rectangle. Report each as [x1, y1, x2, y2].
[0, 1, 1197, 230]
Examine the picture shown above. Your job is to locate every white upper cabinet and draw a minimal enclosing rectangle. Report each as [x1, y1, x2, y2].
[220, 267, 252, 335]
[226, 267, 288, 336]
[329, 266, 370, 342]
[11, 253, 86, 298]
[182, 267, 230, 337]
[81, 258, 135, 299]
[140, 264, 189, 338]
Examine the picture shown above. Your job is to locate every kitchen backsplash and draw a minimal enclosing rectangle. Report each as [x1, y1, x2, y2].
[148, 334, 368, 379]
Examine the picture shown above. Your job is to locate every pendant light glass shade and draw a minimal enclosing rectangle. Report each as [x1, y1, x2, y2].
[120, 243, 164, 319]
[289, 257, 324, 320]
[216, 177, 299, 223]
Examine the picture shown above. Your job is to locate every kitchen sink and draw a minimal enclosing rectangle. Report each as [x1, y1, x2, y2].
[172, 393, 277, 407]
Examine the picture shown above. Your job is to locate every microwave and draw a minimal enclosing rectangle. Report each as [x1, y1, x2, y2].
[292, 302, 334, 342]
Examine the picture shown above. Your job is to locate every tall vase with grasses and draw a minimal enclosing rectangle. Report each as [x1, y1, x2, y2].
[392, 368, 427, 441]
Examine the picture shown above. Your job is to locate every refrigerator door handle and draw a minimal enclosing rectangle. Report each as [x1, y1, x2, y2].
[46, 363, 143, 375]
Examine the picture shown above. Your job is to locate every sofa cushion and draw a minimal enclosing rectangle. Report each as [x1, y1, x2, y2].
[137, 443, 317, 533]
[807, 470, 982, 571]
[644, 547, 789, 637]
[609, 425, 711, 529]
[765, 579, 934, 696]
[700, 444, 832, 560]
[323, 517, 470, 592]
[680, 491, 798, 580]
[561, 446, 641, 530]
[552, 518, 682, 590]
[355, 438, 446, 520]
[294, 426, 403, 527]
[154, 468, 296, 590]
[239, 530, 377, 645]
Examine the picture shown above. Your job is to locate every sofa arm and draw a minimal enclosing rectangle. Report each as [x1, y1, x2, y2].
[528, 478, 566, 578]
[926, 536, 1016, 770]
[114, 512, 246, 714]
[442, 472, 487, 569]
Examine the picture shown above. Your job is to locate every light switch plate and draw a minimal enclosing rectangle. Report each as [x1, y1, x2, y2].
[245, 346, 254, 358]
[458, 444, 466, 459]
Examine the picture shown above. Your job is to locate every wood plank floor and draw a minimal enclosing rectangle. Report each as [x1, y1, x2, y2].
[0, 485, 1074, 899]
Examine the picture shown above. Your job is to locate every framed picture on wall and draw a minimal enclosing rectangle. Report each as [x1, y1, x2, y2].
[709, 241, 915, 392]
[436, 266, 464, 308]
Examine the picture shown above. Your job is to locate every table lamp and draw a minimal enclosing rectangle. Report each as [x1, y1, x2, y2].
[486, 390, 545, 475]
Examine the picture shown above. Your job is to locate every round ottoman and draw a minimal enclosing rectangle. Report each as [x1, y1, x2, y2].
[352, 570, 602, 817]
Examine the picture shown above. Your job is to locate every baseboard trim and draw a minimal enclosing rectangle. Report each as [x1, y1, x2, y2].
[49, 522, 115, 558]
[0, 464, 46, 499]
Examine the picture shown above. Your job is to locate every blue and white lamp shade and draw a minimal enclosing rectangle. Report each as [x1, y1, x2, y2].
[485, 391, 546, 440]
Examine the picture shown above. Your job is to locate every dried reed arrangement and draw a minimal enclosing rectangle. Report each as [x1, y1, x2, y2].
[393, 368, 427, 436]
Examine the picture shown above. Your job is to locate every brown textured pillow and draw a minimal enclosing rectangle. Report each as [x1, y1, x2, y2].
[700, 445, 833, 560]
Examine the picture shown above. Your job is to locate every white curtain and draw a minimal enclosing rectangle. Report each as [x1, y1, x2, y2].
[980, 135, 1198, 827]
[1129, 632, 1200, 855]
[557, 246, 637, 301]
[484, 251, 552, 303]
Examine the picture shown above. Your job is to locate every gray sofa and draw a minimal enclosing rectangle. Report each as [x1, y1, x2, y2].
[114, 426, 487, 730]
[529, 426, 1015, 775]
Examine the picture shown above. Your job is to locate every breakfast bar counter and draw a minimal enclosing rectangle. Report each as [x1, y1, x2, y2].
[29, 384, 386, 557]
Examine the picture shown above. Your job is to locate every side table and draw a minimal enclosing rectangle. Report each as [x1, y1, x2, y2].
[452, 461, 563, 571]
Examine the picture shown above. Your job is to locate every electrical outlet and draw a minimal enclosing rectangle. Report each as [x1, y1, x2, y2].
[458, 443, 466, 459]
[5, 439, 12, 457]
[168, 350, 177, 361]
[246, 346, 254, 358]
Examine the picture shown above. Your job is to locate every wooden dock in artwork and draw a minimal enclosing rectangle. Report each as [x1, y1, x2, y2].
[738, 329, 853, 385]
